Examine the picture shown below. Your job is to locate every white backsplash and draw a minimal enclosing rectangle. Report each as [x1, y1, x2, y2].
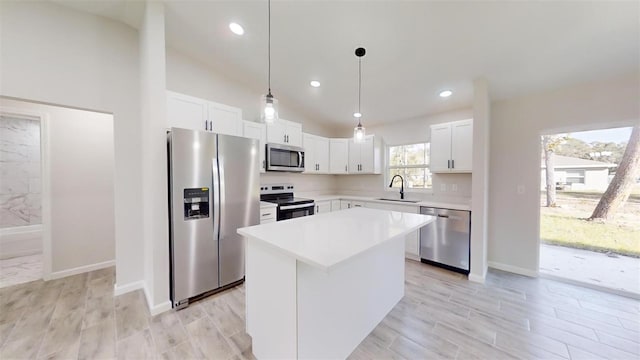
[0, 116, 42, 228]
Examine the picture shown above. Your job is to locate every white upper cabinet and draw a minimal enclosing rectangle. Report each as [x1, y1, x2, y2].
[208, 102, 242, 136]
[329, 139, 349, 174]
[166, 90, 242, 136]
[166, 91, 208, 131]
[430, 119, 473, 173]
[266, 118, 303, 147]
[303, 133, 329, 174]
[242, 120, 266, 173]
[348, 135, 382, 174]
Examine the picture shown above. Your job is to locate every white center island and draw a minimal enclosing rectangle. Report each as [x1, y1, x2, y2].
[237, 207, 435, 359]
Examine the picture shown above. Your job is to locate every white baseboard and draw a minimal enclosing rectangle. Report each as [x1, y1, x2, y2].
[143, 284, 172, 316]
[468, 273, 486, 283]
[488, 261, 538, 278]
[45, 259, 115, 280]
[113, 280, 145, 296]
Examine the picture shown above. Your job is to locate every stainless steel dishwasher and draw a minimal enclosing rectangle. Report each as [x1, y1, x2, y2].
[419, 207, 471, 274]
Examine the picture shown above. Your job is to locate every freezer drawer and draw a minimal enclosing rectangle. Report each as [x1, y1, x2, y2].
[419, 207, 471, 274]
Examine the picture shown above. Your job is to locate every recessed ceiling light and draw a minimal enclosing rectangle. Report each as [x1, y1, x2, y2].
[229, 22, 244, 35]
[310, 80, 321, 88]
[439, 90, 453, 98]
[353, 112, 362, 118]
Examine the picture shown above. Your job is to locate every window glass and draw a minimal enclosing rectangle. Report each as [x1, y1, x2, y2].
[387, 143, 431, 190]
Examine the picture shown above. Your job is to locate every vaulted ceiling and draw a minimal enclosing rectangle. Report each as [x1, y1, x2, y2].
[53, 1, 640, 127]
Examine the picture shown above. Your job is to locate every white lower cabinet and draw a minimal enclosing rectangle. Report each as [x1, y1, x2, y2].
[364, 202, 420, 259]
[260, 205, 277, 224]
[315, 200, 331, 214]
[340, 200, 365, 210]
[330, 200, 340, 211]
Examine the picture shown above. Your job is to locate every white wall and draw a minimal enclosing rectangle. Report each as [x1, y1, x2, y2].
[166, 49, 337, 138]
[0, 1, 143, 287]
[334, 108, 474, 202]
[469, 78, 490, 282]
[140, 2, 171, 314]
[0, 98, 115, 274]
[489, 73, 640, 275]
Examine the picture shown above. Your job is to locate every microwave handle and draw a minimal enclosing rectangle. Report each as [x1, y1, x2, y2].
[298, 152, 303, 168]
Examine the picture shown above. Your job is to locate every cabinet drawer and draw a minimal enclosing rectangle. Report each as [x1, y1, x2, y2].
[260, 208, 276, 223]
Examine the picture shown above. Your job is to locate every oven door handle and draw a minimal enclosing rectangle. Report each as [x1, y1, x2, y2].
[280, 202, 315, 211]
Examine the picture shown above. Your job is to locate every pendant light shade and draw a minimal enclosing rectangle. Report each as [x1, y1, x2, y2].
[261, 0, 279, 124]
[261, 91, 278, 124]
[353, 47, 366, 143]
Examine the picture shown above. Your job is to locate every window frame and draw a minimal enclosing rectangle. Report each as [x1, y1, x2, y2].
[385, 142, 433, 193]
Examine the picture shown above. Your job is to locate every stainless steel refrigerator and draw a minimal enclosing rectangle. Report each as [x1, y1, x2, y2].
[168, 127, 260, 309]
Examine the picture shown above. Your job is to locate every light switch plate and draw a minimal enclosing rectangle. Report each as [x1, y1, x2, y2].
[440, 184, 447, 192]
[517, 185, 525, 195]
[451, 184, 458, 192]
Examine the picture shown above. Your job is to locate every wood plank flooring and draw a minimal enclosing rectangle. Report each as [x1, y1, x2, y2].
[0, 260, 638, 359]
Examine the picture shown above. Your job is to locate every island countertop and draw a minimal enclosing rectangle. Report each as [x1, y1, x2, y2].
[237, 207, 435, 271]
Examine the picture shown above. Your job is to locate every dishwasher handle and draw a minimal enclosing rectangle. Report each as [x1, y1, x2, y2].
[437, 214, 449, 218]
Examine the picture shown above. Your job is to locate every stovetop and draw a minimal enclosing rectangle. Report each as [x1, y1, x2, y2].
[259, 183, 314, 207]
[262, 196, 314, 206]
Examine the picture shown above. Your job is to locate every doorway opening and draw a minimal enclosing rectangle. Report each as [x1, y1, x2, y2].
[0, 113, 43, 288]
[539, 126, 640, 297]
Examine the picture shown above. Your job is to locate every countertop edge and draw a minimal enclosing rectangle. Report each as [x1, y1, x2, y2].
[307, 194, 471, 211]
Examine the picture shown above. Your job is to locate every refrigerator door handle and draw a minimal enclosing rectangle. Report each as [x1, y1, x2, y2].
[212, 156, 221, 244]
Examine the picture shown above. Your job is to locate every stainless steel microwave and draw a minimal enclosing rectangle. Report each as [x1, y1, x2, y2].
[266, 144, 305, 172]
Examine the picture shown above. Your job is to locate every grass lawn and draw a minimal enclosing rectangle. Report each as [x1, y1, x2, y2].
[540, 214, 640, 257]
[540, 187, 640, 257]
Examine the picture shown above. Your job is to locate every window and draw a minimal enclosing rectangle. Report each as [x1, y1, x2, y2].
[387, 143, 432, 190]
[565, 169, 585, 184]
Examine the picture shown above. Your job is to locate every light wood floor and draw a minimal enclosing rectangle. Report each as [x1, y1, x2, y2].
[0, 260, 638, 359]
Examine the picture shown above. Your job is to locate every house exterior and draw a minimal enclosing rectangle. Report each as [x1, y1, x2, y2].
[541, 155, 616, 191]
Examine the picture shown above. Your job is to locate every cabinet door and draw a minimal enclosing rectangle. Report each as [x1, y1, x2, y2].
[430, 123, 452, 173]
[303, 133, 316, 173]
[347, 139, 361, 173]
[451, 120, 473, 172]
[285, 121, 303, 147]
[330, 200, 340, 211]
[315, 137, 330, 173]
[359, 136, 375, 173]
[315, 201, 331, 214]
[208, 102, 242, 136]
[266, 122, 287, 145]
[166, 91, 207, 131]
[329, 139, 349, 174]
[243, 121, 266, 173]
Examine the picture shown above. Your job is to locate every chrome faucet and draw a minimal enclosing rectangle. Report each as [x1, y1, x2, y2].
[389, 175, 405, 200]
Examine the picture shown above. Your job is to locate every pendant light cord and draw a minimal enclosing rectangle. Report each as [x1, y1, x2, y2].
[268, 0, 271, 93]
[358, 57, 362, 126]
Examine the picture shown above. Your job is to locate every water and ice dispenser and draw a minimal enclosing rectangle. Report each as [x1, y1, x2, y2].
[183, 188, 210, 220]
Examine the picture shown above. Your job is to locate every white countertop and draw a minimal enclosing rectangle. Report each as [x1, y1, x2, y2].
[238, 207, 434, 271]
[306, 194, 471, 211]
[260, 201, 277, 209]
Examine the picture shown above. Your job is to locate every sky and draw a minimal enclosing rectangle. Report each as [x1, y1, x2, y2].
[569, 127, 632, 144]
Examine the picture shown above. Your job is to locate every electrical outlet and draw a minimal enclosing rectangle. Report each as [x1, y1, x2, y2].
[517, 185, 525, 195]
[440, 184, 447, 192]
[451, 184, 458, 192]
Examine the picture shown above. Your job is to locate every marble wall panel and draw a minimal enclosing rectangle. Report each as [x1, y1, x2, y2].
[0, 116, 41, 228]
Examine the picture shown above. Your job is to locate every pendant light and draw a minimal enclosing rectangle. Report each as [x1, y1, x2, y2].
[353, 47, 366, 143]
[261, 0, 278, 124]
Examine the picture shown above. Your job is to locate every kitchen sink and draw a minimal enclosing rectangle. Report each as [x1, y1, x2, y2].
[375, 198, 421, 203]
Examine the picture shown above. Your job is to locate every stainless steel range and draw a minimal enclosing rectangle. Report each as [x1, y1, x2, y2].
[260, 184, 315, 221]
